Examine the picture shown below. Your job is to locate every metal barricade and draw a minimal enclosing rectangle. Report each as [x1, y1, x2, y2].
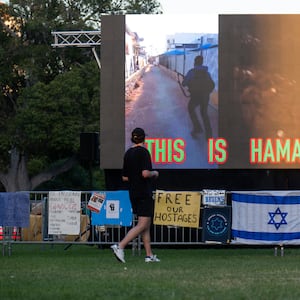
[2, 227, 14, 256]
[2, 191, 217, 255]
[22, 192, 138, 248]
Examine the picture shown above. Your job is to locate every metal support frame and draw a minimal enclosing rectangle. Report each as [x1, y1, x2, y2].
[51, 31, 101, 69]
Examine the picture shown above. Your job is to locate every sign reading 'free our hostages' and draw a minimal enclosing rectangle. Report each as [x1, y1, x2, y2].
[154, 190, 201, 228]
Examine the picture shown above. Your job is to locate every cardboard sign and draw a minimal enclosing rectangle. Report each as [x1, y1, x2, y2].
[154, 190, 201, 228]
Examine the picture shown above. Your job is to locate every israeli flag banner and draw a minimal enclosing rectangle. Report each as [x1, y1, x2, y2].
[231, 191, 300, 245]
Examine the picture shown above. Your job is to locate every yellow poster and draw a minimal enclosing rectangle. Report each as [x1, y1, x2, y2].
[153, 190, 201, 228]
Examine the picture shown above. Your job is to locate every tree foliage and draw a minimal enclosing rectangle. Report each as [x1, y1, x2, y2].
[0, 0, 162, 191]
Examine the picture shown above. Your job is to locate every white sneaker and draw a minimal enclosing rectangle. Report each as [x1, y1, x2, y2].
[111, 244, 125, 263]
[145, 255, 160, 263]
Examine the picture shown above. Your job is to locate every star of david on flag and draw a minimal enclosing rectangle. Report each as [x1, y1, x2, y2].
[231, 191, 300, 245]
[268, 207, 288, 230]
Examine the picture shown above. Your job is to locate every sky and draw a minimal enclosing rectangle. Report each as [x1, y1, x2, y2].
[126, 0, 300, 56]
[126, 14, 218, 55]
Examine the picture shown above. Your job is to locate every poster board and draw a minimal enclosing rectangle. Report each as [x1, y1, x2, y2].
[91, 191, 132, 226]
[202, 189, 226, 206]
[154, 190, 201, 228]
[48, 191, 81, 235]
[202, 206, 231, 243]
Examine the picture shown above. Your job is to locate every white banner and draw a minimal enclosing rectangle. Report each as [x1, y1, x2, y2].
[202, 189, 226, 206]
[48, 191, 81, 235]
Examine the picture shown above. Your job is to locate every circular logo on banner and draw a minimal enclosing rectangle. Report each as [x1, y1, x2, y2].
[206, 213, 228, 236]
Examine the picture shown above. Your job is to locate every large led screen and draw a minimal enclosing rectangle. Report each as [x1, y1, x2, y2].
[100, 14, 300, 170]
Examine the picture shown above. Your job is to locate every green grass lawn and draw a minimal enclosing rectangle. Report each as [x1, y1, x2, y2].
[1, 244, 300, 300]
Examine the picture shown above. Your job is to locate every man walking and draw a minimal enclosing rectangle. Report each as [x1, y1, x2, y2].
[182, 55, 215, 139]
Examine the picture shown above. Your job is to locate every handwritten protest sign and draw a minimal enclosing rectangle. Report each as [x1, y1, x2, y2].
[153, 190, 201, 228]
[48, 191, 81, 235]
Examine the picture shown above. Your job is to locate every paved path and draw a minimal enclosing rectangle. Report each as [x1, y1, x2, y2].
[125, 65, 218, 169]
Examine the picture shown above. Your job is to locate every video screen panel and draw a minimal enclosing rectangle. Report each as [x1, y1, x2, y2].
[100, 14, 300, 170]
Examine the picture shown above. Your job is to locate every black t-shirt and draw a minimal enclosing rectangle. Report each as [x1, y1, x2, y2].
[122, 146, 153, 198]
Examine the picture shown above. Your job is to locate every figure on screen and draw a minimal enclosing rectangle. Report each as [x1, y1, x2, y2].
[182, 55, 215, 139]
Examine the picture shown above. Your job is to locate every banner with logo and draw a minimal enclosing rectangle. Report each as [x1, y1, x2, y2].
[232, 191, 300, 244]
[154, 190, 201, 228]
[202, 206, 231, 243]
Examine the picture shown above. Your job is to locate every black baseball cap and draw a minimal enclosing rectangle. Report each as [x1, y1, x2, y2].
[131, 127, 146, 143]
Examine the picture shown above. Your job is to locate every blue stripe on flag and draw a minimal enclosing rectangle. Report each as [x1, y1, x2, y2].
[232, 229, 300, 241]
[232, 193, 300, 205]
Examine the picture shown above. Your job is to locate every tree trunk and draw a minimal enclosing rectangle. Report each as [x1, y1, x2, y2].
[0, 148, 31, 192]
[30, 155, 78, 190]
[0, 147, 77, 192]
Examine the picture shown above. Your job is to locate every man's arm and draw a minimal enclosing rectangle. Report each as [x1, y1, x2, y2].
[122, 176, 129, 182]
[182, 69, 192, 87]
[142, 170, 159, 178]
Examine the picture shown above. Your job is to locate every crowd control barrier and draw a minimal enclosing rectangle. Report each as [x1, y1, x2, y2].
[0, 190, 229, 255]
[2, 190, 300, 256]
